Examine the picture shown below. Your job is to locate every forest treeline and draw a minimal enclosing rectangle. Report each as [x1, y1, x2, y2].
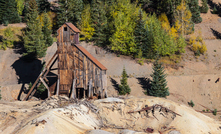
[0, 0, 209, 60]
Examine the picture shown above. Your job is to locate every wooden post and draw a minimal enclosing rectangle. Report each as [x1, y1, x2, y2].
[56, 79, 60, 95]
[71, 79, 76, 99]
[40, 77, 51, 98]
[88, 79, 93, 98]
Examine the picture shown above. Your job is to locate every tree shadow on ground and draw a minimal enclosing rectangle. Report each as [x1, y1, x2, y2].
[136, 77, 151, 95]
[208, 0, 221, 16]
[11, 57, 46, 100]
[211, 28, 221, 39]
[110, 77, 119, 92]
[13, 35, 25, 55]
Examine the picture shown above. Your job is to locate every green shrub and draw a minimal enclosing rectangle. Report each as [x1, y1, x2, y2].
[213, 109, 217, 116]
[212, 6, 218, 14]
[2, 27, 15, 49]
[200, 0, 209, 13]
[188, 100, 195, 107]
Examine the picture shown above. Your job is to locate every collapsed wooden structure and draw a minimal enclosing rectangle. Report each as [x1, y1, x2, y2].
[23, 22, 107, 100]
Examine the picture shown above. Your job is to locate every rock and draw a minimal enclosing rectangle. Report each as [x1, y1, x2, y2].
[118, 129, 146, 134]
[168, 130, 181, 134]
[94, 97, 124, 104]
[80, 104, 89, 113]
[86, 130, 114, 134]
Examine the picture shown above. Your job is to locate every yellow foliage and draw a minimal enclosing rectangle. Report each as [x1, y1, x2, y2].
[190, 34, 207, 54]
[158, 13, 170, 32]
[174, 0, 193, 36]
[80, 5, 94, 41]
[189, 35, 197, 45]
[200, 43, 207, 54]
[158, 13, 178, 38]
[192, 41, 201, 52]
[170, 26, 178, 38]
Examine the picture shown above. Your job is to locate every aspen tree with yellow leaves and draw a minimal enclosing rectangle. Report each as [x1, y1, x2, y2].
[80, 5, 95, 42]
[174, 0, 194, 36]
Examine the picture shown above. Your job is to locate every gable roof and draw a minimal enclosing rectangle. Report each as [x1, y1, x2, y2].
[75, 44, 107, 71]
[65, 22, 81, 33]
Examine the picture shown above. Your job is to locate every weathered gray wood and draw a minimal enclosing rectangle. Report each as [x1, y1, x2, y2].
[23, 70, 46, 101]
[56, 79, 60, 95]
[71, 78, 76, 99]
[100, 70, 104, 98]
[40, 77, 51, 97]
[88, 79, 93, 98]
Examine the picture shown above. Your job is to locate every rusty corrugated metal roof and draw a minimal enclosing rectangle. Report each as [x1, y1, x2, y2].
[65, 22, 81, 33]
[75, 44, 107, 71]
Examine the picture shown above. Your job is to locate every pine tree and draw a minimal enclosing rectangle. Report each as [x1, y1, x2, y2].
[56, 0, 68, 28]
[148, 58, 169, 97]
[56, 0, 83, 27]
[0, 0, 21, 25]
[90, 0, 107, 46]
[23, 0, 46, 60]
[119, 67, 131, 95]
[200, 0, 209, 13]
[188, 0, 202, 23]
[134, 9, 149, 58]
[42, 12, 53, 47]
[36, 0, 51, 14]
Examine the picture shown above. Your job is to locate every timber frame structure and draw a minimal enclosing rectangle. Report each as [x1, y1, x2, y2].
[23, 22, 108, 100]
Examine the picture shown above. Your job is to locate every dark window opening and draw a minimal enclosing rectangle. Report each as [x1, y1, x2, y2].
[64, 27, 67, 31]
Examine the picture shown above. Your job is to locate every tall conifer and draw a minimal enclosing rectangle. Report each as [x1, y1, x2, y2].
[23, 0, 46, 60]
[56, 0, 83, 27]
[90, 0, 107, 46]
[148, 58, 169, 97]
[0, 0, 21, 24]
[188, 0, 202, 23]
[134, 9, 149, 58]
[42, 12, 53, 47]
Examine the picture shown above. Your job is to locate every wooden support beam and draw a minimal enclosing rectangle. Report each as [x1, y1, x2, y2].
[23, 51, 58, 101]
[71, 79, 76, 99]
[56, 79, 60, 95]
[88, 79, 93, 98]
[43, 56, 58, 79]
[40, 77, 51, 98]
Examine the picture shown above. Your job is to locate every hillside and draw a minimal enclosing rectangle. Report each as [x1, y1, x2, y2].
[1, 0, 221, 133]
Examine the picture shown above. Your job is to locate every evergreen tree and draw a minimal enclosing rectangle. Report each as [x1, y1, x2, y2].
[188, 0, 202, 23]
[42, 12, 53, 47]
[90, 0, 107, 46]
[119, 67, 131, 95]
[56, 0, 68, 28]
[0, 0, 21, 24]
[56, 0, 83, 27]
[148, 58, 169, 97]
[36, 0, 51, 14]
[134, 9, 149, 58]
[23, 0, 46, 60]
[200, 0, 209, 13]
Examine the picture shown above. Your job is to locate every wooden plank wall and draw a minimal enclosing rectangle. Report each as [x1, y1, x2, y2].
[57, 24, 106, 97]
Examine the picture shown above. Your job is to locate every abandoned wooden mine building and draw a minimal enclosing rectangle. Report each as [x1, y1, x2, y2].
[23, 22, 108, 100]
